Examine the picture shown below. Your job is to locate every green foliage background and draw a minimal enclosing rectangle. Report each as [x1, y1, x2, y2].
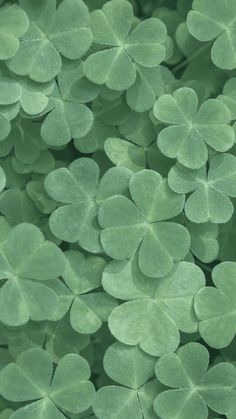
[0, 0, 236, 418]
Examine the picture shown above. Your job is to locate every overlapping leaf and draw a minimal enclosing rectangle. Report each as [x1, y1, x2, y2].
[154, 87, 234, 169]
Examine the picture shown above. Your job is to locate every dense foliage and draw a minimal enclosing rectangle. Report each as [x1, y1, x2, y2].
[1, 0, 236, 418]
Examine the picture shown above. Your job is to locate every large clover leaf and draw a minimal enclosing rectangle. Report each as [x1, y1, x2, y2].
[154, 87, 234, 169]
[0, 223, 65, 326]
[154, 342, 236, 419]
[7, 0, 92, 82]
[0, 5, 29, 60]
[0, 348, 95, 418]
[108, 261, 205, 356]
[168, 153, 236, 224]
[62, 250, 117, 334]
[93, 342, 160, 419]
[187, 0, 236, 70]
[99, 169, 188, 277]
[83, 0, 168, 91]
[45, 158, 133, 253]
[195, 261, 236, 349]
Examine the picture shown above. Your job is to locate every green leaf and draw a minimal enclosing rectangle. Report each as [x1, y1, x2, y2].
[108, 261, 205, 356]
[195, 261, 236, 348]
[0, 5, 29, 60]
[0, 348, 52, 401]
[99, 171, 189, 277]
[83, 0, 168, 90]
[50, 354, 96, 413]
[103, 342, 156, 389]
[168, 154, 236, 224]
[187, 0, 236, 70]
[154, 342, 236, 418]
[154, 87, 234, 169]
[49, 0, 92, 60]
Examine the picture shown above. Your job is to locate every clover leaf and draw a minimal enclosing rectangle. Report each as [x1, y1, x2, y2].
[45, 158, 132, 252]
[154, 87, 235, 169]
[195, 261, 236, 349]
[154, 342, 236, 419]
[0, 223, 65, 326]
[93, 342, 160, 419]
[0, 5, 29, 60]
[0, 348, 96, 418]
[83, 0, 168, 91]
[108, 261, 205, 356]
[99, 169, 188, 277]
[168, 153, 236, 224]
[7, 0, 92, 82]
[40, 70, 94, 146]
[187, 0, 236, 70]
[62, 250, 117, 334]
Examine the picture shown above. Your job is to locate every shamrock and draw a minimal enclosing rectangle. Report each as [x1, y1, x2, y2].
[154, 87, 235, 169]
[7, 0, 92, 82]
[99, 168, 188, 278]
[62, 250, 117, 334]
[45, 158, 133, 252]
[0, 223, 65, 326]
[168, 153, 236, 224]
[0, 348, 96, 418]
[40, 66, 94, 146]
[0, 5, 29, 60]
[93, 342, 161, 419]
[154, 342, 236, 419]
[187, 0, 236, 70]
[195, 261, 236, 349]
[83, 0, 168, 91]
[108, 261, 205, 356]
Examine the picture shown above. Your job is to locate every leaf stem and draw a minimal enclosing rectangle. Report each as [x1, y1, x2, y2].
[172, 42, 211, 74]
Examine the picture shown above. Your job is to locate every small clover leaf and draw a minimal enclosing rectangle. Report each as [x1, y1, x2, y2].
[93, 380, 162, 419]
[62, 250, 117, 334]
[154, 342, 236, 419]
[154, 87, 235, 169]
[168, 153, 236, 224]
[41, 75, 94, 146]
[0, 348, 96, 418]
[187, 0, 236, 70]
[108, 261, 205, 356]
[0, 223, 65, 326]
[0, 5, 29, 60]
[93, 342, 159, 419]
[7, 0, 92, 82]
[45, 158, 132, 252]
[99, 169, 188, 278]
[83, 0, 168, 91]
[195, 261, 236, 348]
